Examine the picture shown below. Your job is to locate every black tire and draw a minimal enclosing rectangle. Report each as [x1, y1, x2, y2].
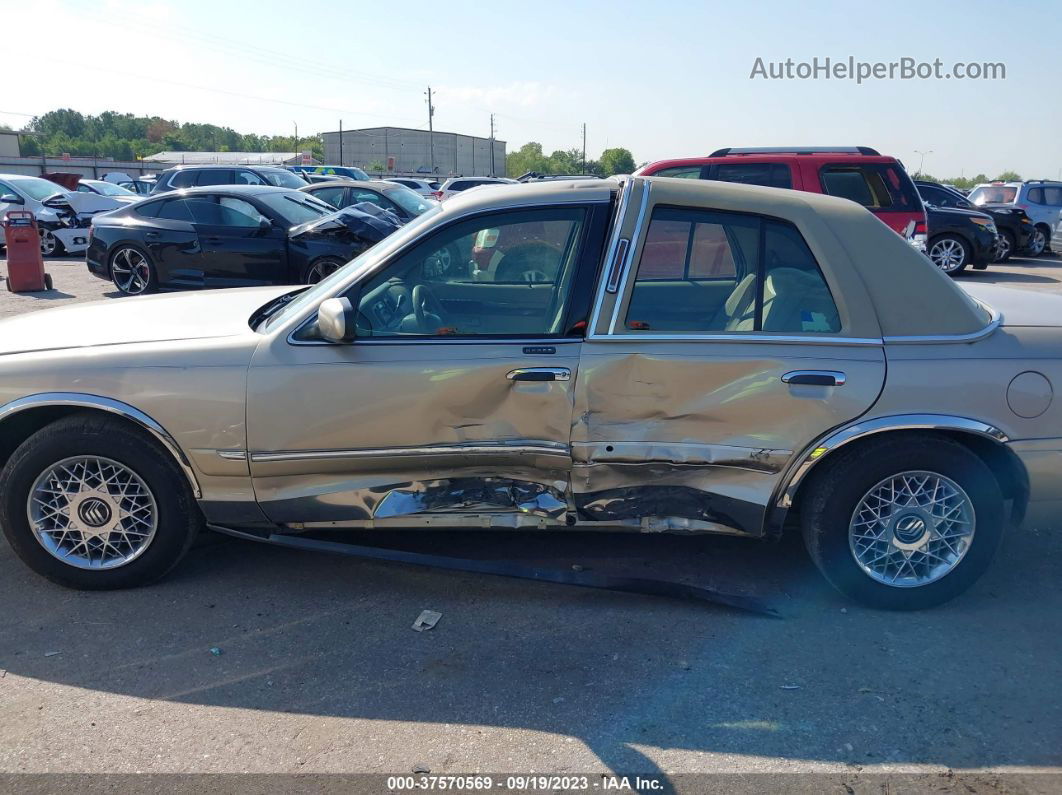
[927, 234, 970, 275]
[800, 434, 1004, 610]
[994, 229, 1015, 263]
[109, 245, 158, 295]
[0, 413, 201, 590]
[302, 257, 345, 284]
[1031, 225, 1051, 257]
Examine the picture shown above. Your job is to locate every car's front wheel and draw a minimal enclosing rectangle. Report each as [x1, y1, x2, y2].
[303, 257, 345, 284]
[39, 228, 65, 257]
[801, 434, 1004, 610]
[110, 246, 157, 295]
[0, 414, 200, 590]
[927, 234, 970, 274]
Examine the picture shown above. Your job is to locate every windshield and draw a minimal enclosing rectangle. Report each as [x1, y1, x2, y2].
[10, 177, 66, 202]
[969, 186, 1017, 205]
[263, 169, 309, 189]
[384, 185, 437, 216]
[259, 202, 444, 331]
[257, 192, 334, 225]
[89, 181, 135, 196]
[346, 167, 370, 181]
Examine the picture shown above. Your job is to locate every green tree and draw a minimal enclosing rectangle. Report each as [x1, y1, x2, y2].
[599, 147, 636, 176]
[994, 170, 1022, 182]
[506, 141, 550, 177]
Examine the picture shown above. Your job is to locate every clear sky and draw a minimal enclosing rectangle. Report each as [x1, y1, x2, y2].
[3, 0, 1058, 179]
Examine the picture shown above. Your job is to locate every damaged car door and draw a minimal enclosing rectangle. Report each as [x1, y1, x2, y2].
[573, 179, 886, 535]
[245, 203, 610, 529]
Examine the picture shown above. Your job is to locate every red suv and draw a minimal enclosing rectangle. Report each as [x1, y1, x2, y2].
[635, 147, 927, 244]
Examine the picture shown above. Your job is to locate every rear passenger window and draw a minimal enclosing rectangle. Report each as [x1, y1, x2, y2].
[623, 207, 839, 334]
[1045, 187, 1062, 206]
[820, 164, 918, 210]
[155, 199, 194, 221]
[195, 170, 234, 187]
[713, 163, 792, 189]
[169, 171, 196, 189]
[653, 166, 703, 179]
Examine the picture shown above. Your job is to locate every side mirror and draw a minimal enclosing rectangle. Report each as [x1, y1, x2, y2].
[1, 193, 23, 205]
[317, 297, 356, 343]
[259, 217, 272, 231]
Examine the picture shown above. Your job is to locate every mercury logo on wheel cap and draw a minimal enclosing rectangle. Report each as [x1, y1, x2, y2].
[894, 514, 928, 544]
[77, 497, 112, 528]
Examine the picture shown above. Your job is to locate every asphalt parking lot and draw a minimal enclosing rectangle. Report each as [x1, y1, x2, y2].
[1, 253, 1060, 788]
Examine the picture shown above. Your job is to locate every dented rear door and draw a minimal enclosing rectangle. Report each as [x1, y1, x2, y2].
[572, 178, 886, 535]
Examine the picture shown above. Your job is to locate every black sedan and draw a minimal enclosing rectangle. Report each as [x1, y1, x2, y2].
[86, 186, 404, 294]
[916, 180, 1035, 262]
[300, 179, 437, 222]
[923, 204, 999, 275]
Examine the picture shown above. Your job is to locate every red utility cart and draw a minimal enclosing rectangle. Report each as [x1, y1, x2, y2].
[3, 210, 53, 292]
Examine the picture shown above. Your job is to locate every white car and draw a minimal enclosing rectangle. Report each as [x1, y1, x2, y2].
[385, 177, 441, 197]
[76, 179, 142, 205]
[0, 174, 91, 256]
[435, 176, 518, 201]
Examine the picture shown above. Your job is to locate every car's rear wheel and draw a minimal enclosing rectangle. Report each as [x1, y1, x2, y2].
[994, 229, 1014, 262]
[801, 435, 1004, 610]
[0, 414, 200, 590]
[303, 257, 344, 284]
[110, 246, 157, 295]
[39, 228, 65, 257]
[927, 234, 970, 274]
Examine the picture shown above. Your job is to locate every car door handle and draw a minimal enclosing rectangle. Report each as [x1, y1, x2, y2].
[204, 235, 222, 243]
[781, 370, 846, 386]
[506, 367, 571, 382]
[144, 231, 160, 239]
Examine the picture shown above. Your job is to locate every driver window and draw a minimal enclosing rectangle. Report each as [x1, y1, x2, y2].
[351, 208, 586, 338]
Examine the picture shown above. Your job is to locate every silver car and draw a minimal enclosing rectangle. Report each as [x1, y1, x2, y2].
[1, 177, 1059, 609]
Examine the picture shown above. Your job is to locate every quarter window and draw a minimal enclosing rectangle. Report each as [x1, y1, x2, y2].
[1044, 187, 1062, 206]
[350, 208, 586, 338]
[653, 166, 703, 179]
[623, 207, 839, 334]
[1027, 187, 1045, 204]
[820, 164, 918, 210]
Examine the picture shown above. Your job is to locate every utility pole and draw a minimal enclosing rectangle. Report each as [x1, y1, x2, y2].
[426, 86, 436, 175]
[338, 119, 343, 166]
[914, 149, 933, 177]
[489, 113, 495, 177]
[581, 123, 587, 175]
[293, 121, 298, 161]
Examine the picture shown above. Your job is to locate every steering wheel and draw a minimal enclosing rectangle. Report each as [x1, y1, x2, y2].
[411, 283, 448, 331]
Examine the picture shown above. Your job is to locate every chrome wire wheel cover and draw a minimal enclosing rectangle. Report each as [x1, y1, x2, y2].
[27, 456, 158, 570]
[111, 248, 151, 294]
[849, 471, 975, 588]
[928, 238, 966, 272]
[39, 228, 58, 256]
[306, 259, 341, 284]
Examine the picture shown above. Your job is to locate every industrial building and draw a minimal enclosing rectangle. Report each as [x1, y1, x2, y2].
[141, 151, 317, 165]
[322, 127, 505, 178]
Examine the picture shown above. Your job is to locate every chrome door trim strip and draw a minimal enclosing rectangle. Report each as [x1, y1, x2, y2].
[287, 336, 584, 348]
[250, 442, 572, 464]
[0, 392, 202, 498]
[216, 450, 248, 461]
[587, 177, 635, 334]
[607, 180, 652, 334]
[770, 413, 1010, 515]
[583, 332, 883, 346]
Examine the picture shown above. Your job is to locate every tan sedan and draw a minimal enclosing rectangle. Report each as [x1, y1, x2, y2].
[1, 176, 1060, 609]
